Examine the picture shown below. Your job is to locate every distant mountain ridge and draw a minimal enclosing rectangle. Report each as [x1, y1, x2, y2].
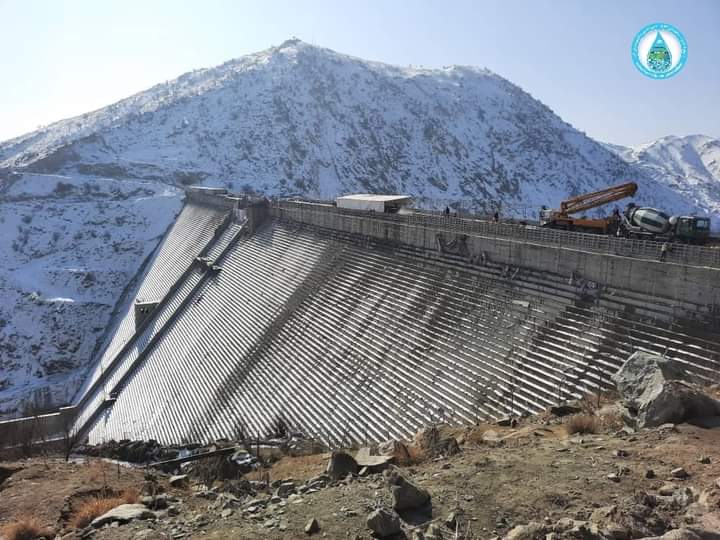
[1, 39, 705, 216]
[606, 135, 720, 220]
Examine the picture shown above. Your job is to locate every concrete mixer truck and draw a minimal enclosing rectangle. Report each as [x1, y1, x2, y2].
[620, 204, 711, 244]
[540, 182, 712, 244]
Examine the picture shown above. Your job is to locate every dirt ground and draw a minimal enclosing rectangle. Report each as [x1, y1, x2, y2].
[2, 417, 719, 540]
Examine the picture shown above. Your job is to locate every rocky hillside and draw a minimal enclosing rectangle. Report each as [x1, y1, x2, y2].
[2, 353, 720, 539]
[0, 39, 715, 419]
[0, 173, 181, 417]
[0, 39, 703, 216]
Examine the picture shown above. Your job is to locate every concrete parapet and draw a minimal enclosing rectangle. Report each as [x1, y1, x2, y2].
[0, 405, 76, 452]
[271, 201, 720, 317]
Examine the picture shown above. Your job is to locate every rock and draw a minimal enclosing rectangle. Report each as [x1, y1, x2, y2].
[355, 447, 394, 472]
[660, 484, 680, 496]
[304, 517, 320, 535]
[377, 439, 412, 464]
[672, 467, 690, 479]
[141, 494, 168, 510]
[550, 401, 583, 417]
[169, 475, 189, 488]
[445, 511, 458, 528]
[385, 468, 431, 511]
[133, 530, 157, 540]
[699, 456, 711, 464]
[553, 518, 577, 532]
[604, 524, 631, 540]
[608, 473, 621, 482]
[326, 452, 359, 480]
[566, 521, 606, 539]
[413, 426, 461, 458]
[367, 508, 401, 537]
[220, 508, 233, 518]
[425, 522, 445, 539]
[91, 504, 155, 528]
[482, 430, 500, 442]
[275, 482, 297, 498]
[671, 487, 696, 508]
[195, 489, 218, 500]
[612, 352, 720, 428]
[590, 505, 616, 524]
[505, 522, 548, 540]
[613, 352, 688, 401]
[689, 518, 720, 540]
[614, 449, 629, 458]
[592, 492, 669, 538]
[642, 530, 702, 540]
[646, 470, 657, 479]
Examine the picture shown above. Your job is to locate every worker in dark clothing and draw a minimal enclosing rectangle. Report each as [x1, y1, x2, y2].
[493, 211, 500, 223]
[444, 206, 450, 216]
[659, 242, 669, 262]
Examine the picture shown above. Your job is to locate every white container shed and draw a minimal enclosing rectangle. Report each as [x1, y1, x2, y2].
[335, 194, 413, 213]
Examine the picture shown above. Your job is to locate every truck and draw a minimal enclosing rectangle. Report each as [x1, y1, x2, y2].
[539, 182, 638, 234]
[620, 204, 711, 244]
[540, 182, 712, 244]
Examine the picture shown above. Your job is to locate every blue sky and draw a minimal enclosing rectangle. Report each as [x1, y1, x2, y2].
[1, 0, 718, 145]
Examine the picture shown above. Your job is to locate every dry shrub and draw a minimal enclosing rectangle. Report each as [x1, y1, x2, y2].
[0, 518, 53, 540]
[68, 489, 139, 529]
[566, 414, 598, 435]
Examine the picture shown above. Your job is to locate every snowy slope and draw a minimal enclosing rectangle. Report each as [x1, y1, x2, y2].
[607, 135, 720, 224]
[0, 39, 703, 217]
[0, 174, 181, 417]
[0, 39, 716, 419]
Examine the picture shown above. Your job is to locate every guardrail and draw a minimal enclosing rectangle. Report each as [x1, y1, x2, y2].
[272, 200, 720, 269]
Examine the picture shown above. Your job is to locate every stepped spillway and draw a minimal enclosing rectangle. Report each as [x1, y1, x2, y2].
[75, 198, 720, 445]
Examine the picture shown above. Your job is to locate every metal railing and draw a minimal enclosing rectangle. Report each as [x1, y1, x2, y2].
[271, 200, 720, 269]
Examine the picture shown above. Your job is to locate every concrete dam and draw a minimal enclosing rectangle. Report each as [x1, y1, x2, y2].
[4, 188, 720, 448]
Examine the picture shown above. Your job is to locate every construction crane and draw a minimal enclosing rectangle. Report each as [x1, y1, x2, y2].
[539, 182, 638, 233]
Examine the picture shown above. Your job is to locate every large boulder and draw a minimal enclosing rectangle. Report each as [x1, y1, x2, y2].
[355, 446, 394, 473]
[413, 426, 460, 458]
[326, 452, 358, 480]
[367, 507, 401, 537]
[385, 467, 431, 511]
[91, 504, 155, 527]
[612, 352, 720, 428]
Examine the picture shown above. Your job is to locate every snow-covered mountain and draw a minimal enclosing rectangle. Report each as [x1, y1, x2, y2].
[0, 173, 181, 417]
[607, 135, 720, 222]
[0, 39, 715, 419]
[1, 39, 702, 214]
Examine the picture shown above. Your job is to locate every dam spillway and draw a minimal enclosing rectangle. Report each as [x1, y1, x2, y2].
[4, 188, 720, 448]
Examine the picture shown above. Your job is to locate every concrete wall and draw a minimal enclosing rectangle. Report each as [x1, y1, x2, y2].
[0, 406, 76, 451]
[272, 202, 720, 318]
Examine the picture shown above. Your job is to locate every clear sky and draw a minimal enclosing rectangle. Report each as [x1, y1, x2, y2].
[1, 0, 718, 146]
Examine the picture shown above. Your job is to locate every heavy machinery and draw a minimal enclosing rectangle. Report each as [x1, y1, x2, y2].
[621, 204, 711, 244]
[539, 182, 638, 233]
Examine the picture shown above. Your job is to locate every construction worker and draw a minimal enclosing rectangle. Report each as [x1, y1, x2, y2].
[493, 211, 500, 223]
[660, 242, 669, 262]
[444, 206, 450, 216]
